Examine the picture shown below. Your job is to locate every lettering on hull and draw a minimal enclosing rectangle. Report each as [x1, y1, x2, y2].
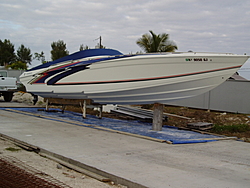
[186, 58, 211, 61]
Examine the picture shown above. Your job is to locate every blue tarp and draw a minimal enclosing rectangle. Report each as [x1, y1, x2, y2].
[1, 107, 220, 144]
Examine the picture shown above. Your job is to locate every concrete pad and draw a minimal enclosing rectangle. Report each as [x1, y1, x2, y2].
[0, 108, 250, 188]
[0, 100, 32, 108]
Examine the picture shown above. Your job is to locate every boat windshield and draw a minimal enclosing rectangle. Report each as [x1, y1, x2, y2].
[28, 49, 123, 71]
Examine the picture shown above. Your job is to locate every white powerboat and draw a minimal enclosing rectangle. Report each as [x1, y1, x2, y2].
[20, 49, 249, 104]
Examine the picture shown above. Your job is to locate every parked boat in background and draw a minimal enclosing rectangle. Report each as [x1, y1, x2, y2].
[20, 49, 249, 104]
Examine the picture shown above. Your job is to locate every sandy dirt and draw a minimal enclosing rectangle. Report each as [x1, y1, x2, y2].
[0, 138, 126, 188]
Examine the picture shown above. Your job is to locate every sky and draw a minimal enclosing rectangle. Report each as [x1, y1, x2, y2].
[1, 0, 250, 75]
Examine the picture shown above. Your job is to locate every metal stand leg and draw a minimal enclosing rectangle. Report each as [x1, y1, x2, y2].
[98, 106, 103, 119]
[81, 100, 86, 118]
[45, 99, 49, 111]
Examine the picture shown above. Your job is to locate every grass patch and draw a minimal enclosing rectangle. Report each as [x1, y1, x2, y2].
[212, 124, 250, 134]
[5, 147, 21, 152]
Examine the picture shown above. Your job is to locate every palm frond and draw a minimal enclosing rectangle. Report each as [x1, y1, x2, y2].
[136, 33, 152, 53]
[136, 30, 177, 53]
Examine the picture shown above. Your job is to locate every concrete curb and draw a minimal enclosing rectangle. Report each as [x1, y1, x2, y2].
[0, 133, 148, 188]
[39, 148, 148, 188]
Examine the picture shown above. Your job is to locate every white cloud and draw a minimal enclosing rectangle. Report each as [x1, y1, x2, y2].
[0, 0, 249, 68]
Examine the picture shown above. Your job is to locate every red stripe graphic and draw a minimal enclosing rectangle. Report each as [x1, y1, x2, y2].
[53, 65, 241, 85]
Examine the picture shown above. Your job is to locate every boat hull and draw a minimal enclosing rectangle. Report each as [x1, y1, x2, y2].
[20, 51, 249, 104]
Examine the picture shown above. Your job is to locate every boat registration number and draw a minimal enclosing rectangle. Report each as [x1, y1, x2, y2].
[186, 58, 211, 61]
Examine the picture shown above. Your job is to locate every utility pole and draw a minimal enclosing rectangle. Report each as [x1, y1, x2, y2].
[99, 36, 102, 49]
[94, 36, 102, 49]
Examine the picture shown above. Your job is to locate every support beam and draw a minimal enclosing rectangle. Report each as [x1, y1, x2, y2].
[82, 100, 87, 118]
[152, 103, 164, 131]
[98, 106, 103, 119]
[79, 100, 87, 119]
[61, 105, 66, 113]
[45, 99, 49, 111]
[44, 98, 101, 118]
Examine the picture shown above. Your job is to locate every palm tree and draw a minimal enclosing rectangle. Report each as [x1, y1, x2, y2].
[136, 30, 178, 53]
